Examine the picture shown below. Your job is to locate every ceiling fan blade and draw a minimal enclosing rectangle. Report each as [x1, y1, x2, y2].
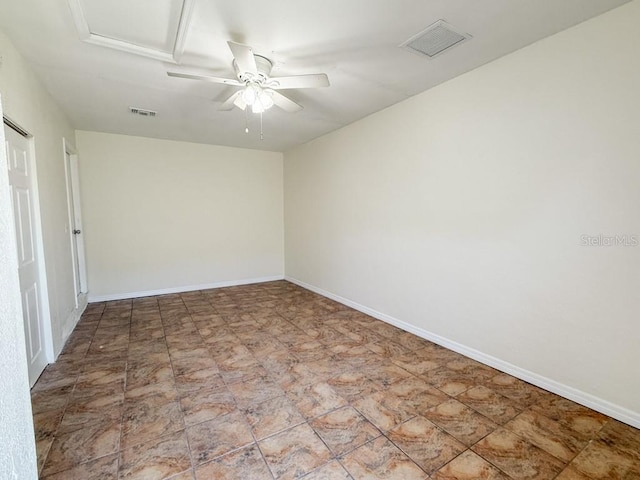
[267, 73, 330, 90]
[219, 91, 242, 111]
[269, 90, 303, 113]
[167, 71, 243, 86]
[228, 41, 258, 76]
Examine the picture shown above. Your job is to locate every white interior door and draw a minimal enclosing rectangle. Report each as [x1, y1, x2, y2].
[5, 123, 48, 385]
[65, 147, 87, 302]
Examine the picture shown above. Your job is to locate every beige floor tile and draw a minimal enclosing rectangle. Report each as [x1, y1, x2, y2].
[124, 380, 179, 405]
[472, 428, 565, 480]
[40, 453, 119, 480]
[341, 436, 427, 479]
[432, 450, 509, 480]
[391, 353, 440, 376]
[286, 381, 348, 419]
[424, 398, 498, 446]
[423, 366, 477, 396]
[483, 374, 548, 408]
[175, 368, 224, 395]
[118, 431, 192, 480]
[328, 371, 380, 403]
[186, 410, 253, 466]
[31, 385, 74, 415]
[41, 417, 121, 477]
[388, 379, 450, 416]
[227, 376, 285, 408]
[387, 416, 466, 474]
[259, 423, 332, 479]
[530, 395, 608, 439]
[179, 387, 236, 426]
[568, 439, 635, 479]
[194, 444, 272, 480]
[554, 465, 595, 479]
[597, 419, 640, 461]
[302, 460, 352, 479]
[504, 410, 587, 462]
[352, 391, 415, 432]
[457, 385, 522, 425]
[121, 399, 184, 448]
[310, 406, 381, 456]
[60, 390, 124, 433]
[30, 281, 640, 479]
[245, 394, 305, 440]
[125, 363, 174, 389]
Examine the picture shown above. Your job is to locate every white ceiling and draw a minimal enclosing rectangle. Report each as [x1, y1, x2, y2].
[0, 0, 631, 152]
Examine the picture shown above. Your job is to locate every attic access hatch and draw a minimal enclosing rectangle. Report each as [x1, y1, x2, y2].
[67, 0, 195, 63]
[401, 20, 472, 59]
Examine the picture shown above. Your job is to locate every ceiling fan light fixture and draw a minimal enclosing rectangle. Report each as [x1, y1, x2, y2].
[259, 90, 274, 110]
[233, 93, 247, 111]
[242, 82, 261, 105]
[252, 101, 265, 114]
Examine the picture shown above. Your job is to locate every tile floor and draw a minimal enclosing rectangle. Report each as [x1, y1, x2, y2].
[32, 281, 640, 479]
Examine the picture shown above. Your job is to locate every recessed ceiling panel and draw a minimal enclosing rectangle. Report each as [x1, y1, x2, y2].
[67, 0, 194, 62]
[80, 0, 182, 52]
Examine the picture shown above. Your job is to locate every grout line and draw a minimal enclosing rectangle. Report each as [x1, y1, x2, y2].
[114, 301, 134, 477]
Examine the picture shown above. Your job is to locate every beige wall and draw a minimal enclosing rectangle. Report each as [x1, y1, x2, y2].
[76, 131, 284, 300]
[0, 96, 38, 479]
[0, 31, 78, 478]
[0, 32, 80, 357]
[284, 2, 640, 425]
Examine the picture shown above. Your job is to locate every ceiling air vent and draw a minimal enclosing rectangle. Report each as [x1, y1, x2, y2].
[129, 107, 157, 117]
[401, 20, 471, 59]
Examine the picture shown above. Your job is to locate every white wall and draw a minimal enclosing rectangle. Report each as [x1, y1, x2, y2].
[0, 32, 81, 357]
[284, 1, 640, 425]
[0, 97, 38, 480]
[76, 131, 284, 300]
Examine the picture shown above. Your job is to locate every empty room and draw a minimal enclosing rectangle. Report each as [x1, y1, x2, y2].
[0, 0, 639, 479]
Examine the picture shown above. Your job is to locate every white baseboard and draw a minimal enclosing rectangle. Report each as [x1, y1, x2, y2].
[87, 276, 285, 303]
[285, 276, 640, 429]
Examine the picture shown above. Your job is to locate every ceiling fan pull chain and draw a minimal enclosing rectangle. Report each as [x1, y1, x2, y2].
[244, 108, 249, 134]
[260, 112, 264, 141]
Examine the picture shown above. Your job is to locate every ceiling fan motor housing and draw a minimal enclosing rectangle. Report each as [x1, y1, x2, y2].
[234, 55, 273, 84]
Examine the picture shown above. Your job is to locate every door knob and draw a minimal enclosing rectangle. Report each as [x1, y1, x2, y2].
[73, 229, 81, 235]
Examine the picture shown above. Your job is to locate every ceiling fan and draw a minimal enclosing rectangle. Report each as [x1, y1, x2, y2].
[168, 41, 330, 114]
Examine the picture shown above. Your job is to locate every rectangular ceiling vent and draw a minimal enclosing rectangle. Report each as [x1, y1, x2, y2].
[401, 20, 471, 59]
[129, 107, 157, 117]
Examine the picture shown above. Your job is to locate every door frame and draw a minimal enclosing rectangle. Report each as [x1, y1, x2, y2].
[63, 138, 88, 304]
[3, 115, 55, 374]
